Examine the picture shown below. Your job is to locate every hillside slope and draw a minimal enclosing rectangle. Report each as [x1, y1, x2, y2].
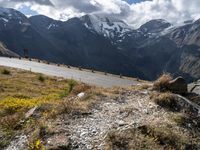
[0, 42, 18, 57]
[0, 67, 200, 150]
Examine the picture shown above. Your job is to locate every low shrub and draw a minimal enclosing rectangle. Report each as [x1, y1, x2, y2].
[0, 94, 60, 115]
[139, 125, 187, 149]
[173, 114, 200, 129]
[72, 83, 91, 94]
[38, 75, 45, 82]
[29, 138, 45, 150]
[150, 92, 180, 111]
[68, 80, 77, 93]
[153, 73, 172, 92]
[0, 113, 22, 130]
[1, 69, 10, 75]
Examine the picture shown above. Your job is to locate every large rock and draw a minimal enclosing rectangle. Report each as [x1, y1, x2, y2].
[188, 80, 200, 94]
[168, 77, 188, 94]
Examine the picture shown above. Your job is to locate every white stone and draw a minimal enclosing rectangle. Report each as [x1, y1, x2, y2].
[77, 92, 85, 98]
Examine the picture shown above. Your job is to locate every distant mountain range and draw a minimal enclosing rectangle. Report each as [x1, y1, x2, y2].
[0, 7, 200, 82]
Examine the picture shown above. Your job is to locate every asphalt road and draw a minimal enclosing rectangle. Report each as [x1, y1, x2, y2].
[0, 57, 139, 87]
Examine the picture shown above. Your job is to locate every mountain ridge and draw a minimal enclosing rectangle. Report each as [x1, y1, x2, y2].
[0, 7, 200, 82]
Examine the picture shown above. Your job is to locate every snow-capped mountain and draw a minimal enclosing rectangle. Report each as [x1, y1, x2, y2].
[168, 18, 200, 47]
[1, 7, 200, 82]
[80, 14, 133, 39]
[139, 19, 171, 34]
[0, 7, 30, 27]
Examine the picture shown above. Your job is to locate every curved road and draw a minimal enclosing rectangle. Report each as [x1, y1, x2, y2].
[0, 57, 139, 87]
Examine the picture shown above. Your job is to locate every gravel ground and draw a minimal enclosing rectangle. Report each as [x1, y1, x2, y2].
[7, 89, 197, 150]
[45, 90, 172, 150]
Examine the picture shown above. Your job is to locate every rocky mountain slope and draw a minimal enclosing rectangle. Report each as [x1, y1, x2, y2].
[0, 42, 18, 57]
[0, 7, 200, 81]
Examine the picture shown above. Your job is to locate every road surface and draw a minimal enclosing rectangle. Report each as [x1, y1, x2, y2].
[0, 57, 139, 87]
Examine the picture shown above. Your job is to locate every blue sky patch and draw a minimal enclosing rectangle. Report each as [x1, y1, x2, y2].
[18, 5, 38, 16]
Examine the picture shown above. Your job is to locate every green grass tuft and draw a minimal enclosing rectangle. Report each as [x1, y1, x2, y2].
[38, 75, 45, 82]
[1, 69, 11, 75]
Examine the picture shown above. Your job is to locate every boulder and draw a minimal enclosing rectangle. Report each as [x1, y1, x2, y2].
[167, 77, 188, 94]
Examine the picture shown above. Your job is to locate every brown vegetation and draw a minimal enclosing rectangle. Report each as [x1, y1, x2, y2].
[153, 73, 173, 92]
[150, 92, 180, 111]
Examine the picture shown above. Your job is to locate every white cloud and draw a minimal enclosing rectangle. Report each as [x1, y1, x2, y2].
[0, 0, 200, 28]
[129, 0, 200, 27]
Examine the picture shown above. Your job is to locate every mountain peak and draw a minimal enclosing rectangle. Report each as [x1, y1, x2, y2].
[0, 7, 29, 27]
[29, 15, 61, 31]
[0, 7, 25, 17]
[29, 15, 55, 21]
[139, 19, 171, 34]
[80, 14, 132, 39]
[0, 7, 10, 14]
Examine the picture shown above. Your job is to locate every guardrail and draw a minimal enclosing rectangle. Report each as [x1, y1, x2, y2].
[6, 56, 136, 80]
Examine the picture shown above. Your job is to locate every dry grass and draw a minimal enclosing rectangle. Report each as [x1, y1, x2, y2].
[186, 94, 200, 105]
[150, 92, 180, 111]
[105, 124, 195, 150]
[130, 83, 152, 91]
[139, 125, 191, 149]
[1, 69, 11, 75]
[61, 93, 96, 116]
[153, 73, 173, 92]
[93, 87, 127, 100]
[172, 113, 200, 131]
[0, 113, 23, 130]
[0, 68, 71, 100]
[0, 66, 88, 148]
[72, 83, 91, 94]
[105, 128, 160, 150]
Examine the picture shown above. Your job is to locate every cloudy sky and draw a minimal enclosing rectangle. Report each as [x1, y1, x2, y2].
[0, 0, 200, 28]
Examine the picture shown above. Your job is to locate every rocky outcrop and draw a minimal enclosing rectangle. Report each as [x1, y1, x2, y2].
[0, 42, 18, 57]
[188, 80, 200, 94]
[168, 77, 188, 94]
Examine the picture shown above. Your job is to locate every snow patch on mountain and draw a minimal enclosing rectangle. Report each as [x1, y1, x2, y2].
[0, 7, 28, 25]
[0, 17, 9, 23]
[81, 14, 133, 39]
[47, 23, 59, 30]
